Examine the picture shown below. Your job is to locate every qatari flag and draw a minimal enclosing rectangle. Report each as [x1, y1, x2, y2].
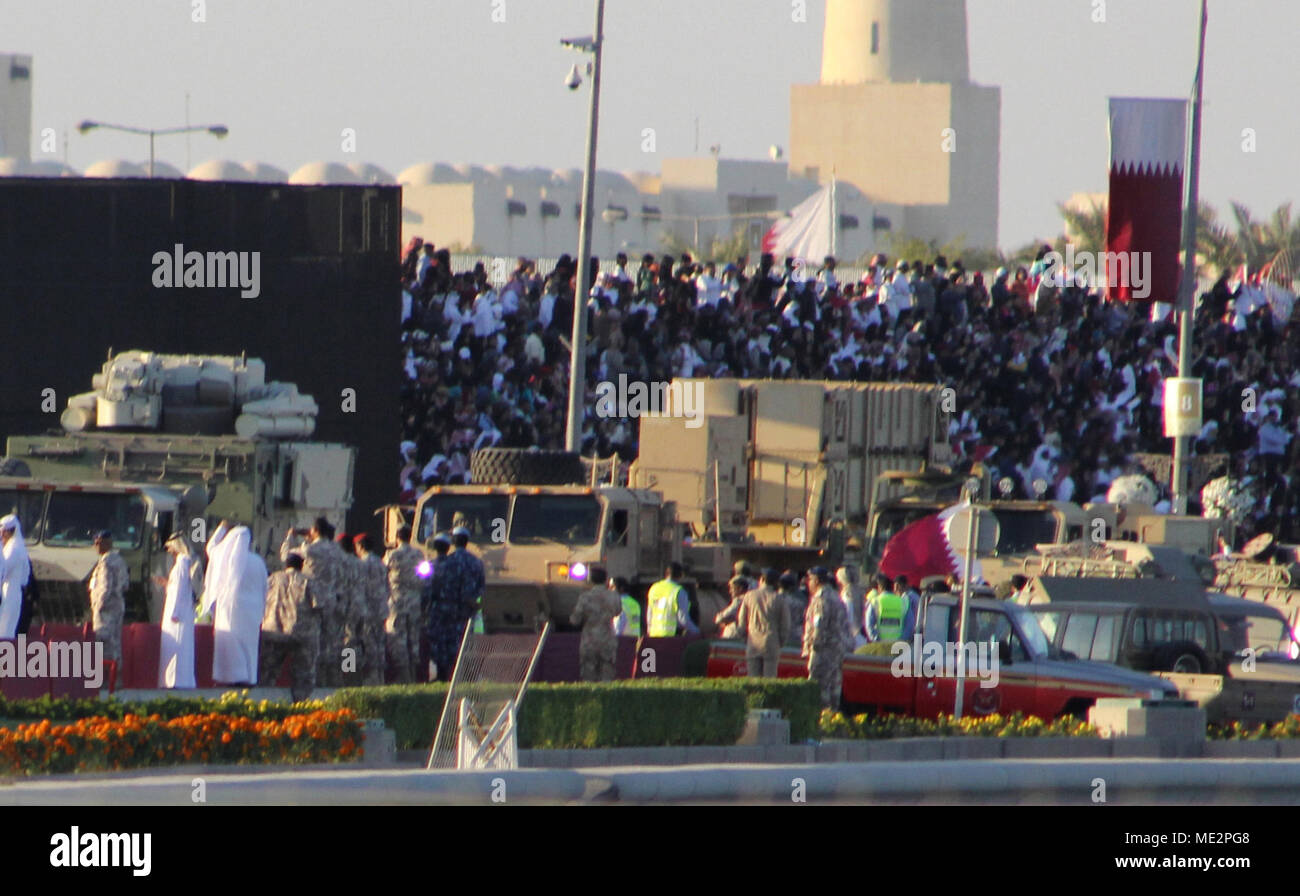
[878, 502, 982, 586]
[1106, 98, 1187, 303]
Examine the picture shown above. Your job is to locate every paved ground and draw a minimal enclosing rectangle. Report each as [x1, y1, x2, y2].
[5, 758, 1300, 805]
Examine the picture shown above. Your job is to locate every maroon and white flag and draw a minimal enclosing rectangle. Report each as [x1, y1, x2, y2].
[1106, 98, 1187, 303]
[877, 502, 982, 585]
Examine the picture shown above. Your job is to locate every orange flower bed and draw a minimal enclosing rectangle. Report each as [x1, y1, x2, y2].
[0, 710, 363, 775]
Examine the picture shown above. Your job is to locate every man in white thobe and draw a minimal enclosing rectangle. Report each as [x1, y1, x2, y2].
[203, 522, 268, 685]
[157, 533, 199, 688]
[0, 515, 25, 639]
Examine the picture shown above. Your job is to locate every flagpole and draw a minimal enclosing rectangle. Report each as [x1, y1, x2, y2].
[830, 172, 838, 259]
[1171, 0, 1207, 515]
[953, 492, 978, 720]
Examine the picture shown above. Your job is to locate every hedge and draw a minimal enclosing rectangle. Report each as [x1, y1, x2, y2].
[0, 709, 362, 775]
[327, 679, 821, 749]
[819, 711, 1099, 739]
[0, 692, 323, 725]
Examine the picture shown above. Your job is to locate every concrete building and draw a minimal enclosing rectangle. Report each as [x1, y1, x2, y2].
[0, 54, 33, 163]
[789, 0, 1000, 251]
[398, 156, 900, 262]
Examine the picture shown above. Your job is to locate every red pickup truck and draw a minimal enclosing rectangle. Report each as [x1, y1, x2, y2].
[707, 594, 1178, 719]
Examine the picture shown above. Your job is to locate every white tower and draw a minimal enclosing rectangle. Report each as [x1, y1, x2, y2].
[791, 0, 999, 251]
[821, 0, 970, 85]
[0, 54, 33, 163]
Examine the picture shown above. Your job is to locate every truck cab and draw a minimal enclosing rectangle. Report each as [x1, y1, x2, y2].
[406, 484, 703, 631]
[0, 477, 205, 624]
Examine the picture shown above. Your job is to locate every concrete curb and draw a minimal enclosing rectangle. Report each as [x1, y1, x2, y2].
[7, 758, 1300, 805]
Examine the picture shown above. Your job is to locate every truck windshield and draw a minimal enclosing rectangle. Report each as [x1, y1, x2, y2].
[988, 510, 1059, 554]
[0, 489, 46, 542]
[510, 495, 601, 545]
[417, 494, 510, 547]
[1003, 604, 1052, 659]
[43, 492, 145, 548]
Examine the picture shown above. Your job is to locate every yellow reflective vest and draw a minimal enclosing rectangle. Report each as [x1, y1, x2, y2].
[646, 579, 684, 637]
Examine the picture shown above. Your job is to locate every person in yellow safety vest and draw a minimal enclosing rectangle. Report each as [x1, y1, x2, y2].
[611, 576, 641, 638]
[646, 562, 699, 637]
[864, 573, 912, 644]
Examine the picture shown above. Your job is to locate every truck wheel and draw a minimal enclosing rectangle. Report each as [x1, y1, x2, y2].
[0, 458, 31, 477]
[1157, 642, 1211, 675]
[470, 448, 585, 485]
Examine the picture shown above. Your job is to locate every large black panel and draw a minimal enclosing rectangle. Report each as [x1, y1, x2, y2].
[0, 177, 400, 535]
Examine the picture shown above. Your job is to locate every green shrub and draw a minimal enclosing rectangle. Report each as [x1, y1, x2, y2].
[326, 679, 817, 749]
[518, 682, 747, 748]
[0, 691, 322, 725]
[328, 684, 450, 750]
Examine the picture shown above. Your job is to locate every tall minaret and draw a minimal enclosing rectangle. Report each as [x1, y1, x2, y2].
[821, 0, 969, 86]
[790, 0, 999, 251]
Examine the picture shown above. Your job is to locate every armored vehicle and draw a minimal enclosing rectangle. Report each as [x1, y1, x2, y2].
[395, 378, 950, 632]
[1, 351, 356, 623]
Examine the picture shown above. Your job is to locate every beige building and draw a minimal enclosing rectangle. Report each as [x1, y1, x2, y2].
[790, 0, 1000, 251]
[0, 54, 33, 163]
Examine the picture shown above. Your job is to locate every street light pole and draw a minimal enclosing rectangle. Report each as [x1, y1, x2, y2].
[1171, 0, 1208, 515]
[564, 0, 605, 454]
[77, 120, 228, 179]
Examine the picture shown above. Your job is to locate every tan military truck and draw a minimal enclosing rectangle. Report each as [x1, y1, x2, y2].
[1, 351, 356, 622]
[392, 378, 951, 632]
[0, 476, 207, 624]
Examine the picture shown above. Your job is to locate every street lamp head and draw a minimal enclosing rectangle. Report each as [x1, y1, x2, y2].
[560, 35, 596, 52]
[564, 64, 583, 90]
[76, 120, 99, 134]
[208, 125, 229, 138]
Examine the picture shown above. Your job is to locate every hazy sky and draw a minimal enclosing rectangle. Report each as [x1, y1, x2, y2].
[3, 0, 1295, 250]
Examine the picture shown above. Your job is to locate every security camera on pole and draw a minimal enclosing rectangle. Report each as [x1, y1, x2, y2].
[562, 1, 606, 453]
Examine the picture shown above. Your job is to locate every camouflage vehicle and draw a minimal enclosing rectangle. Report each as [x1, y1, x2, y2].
[391, 378, 950, 632]
[1, 351, 356, 623]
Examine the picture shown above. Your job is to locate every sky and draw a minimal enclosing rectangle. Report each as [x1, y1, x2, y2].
[2, 0, 1296, 250]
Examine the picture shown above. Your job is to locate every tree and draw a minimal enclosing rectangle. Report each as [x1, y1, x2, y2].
[660, 225, 752, 263]
[1057, 199, 1106, 257]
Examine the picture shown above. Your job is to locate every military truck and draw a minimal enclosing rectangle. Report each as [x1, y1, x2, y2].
[394, 378, 950, 632]
[1, 351, 356, 623]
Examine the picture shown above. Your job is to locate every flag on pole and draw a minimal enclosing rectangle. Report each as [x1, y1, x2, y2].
[877, 502, 983, 585]
[1106, 98, 1187, 303]
[762, 184, 832, 263]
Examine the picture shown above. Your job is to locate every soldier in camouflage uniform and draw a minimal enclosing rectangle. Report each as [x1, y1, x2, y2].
[259, 553, 320, 702]
[569, 568, 622, 682]
[383, 525, 427, 683]
[280, 518, 344, 687]
[88, 530, 128, 688]
[334, 532, 364, 685]
[802, 567, 850, 709]
[426, 526, 485, 681]
[353, 533, 389, 685]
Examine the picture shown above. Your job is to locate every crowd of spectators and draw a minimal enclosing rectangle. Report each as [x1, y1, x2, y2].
[398, 236, 1300, 543]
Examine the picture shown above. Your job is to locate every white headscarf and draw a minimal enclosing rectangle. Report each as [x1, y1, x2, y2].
[215, 526, 256, 595]
[0, 515, 30, 590]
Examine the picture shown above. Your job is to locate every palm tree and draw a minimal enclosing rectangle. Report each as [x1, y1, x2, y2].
[1057, 199, 1106, 257]
[1196, 201, 1241, 279]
